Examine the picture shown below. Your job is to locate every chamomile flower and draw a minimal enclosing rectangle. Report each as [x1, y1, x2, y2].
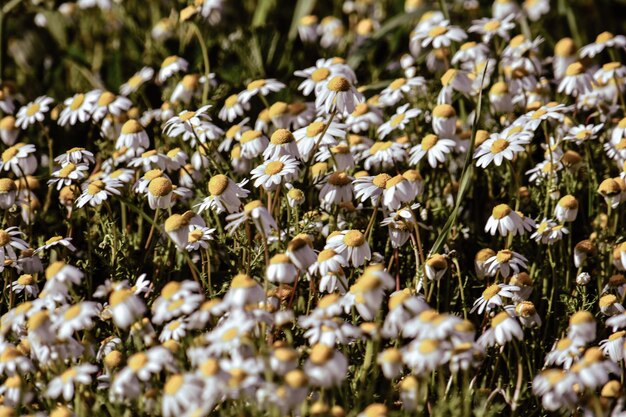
[409, 134, 456, 168]
[197, 174, 249, 214]
[413, 20, 467, 49]
[470, 283, 520, 314]
[294, 120, 344, 162]
[46, 364, 98, 401]
[250, 155, 300, 191]
[225, 200, 277, 237]
[484, 249, 528, 278]
[558, 62, 595, 96]
[15, 96, 54, 129]
[58, 92, 97, 126]
[120, 67, 154, 95]
[90, 90, 132, 122]
[484, 204, 527, 237]
[580, 31, 626, 58]
[468, 15, 515, 43]
[325, 230, 371, 267]
[477, 311, 523, 347]
[315, 76, 364, 115]
[377, 104, 421, 139]
[157, 56, 189, 84]
[239, 79, 285, 104]
[474, 127, 532, 168]
[378, 77, 426, 107]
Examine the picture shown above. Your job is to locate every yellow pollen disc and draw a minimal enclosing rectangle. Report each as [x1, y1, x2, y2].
[433, 104, 456, 118]
[491, 311, 511, 327]
[161, 281, 182, 299]
[46, 236, 64, 245]
[566, 62, 585, 76]
[238, 131, 262, 146]
[142, 150, 157, 158]
[225, 125, 241, 139]
[484, 20, 500, 31]
[264, 160, 284, 175]
[300, 14, 318, 25]
[389, 289, 411, 309]
[492, 204, 512, 219]
[0, 178, 14, 193]
[161, 56, 179, 68]
[208, 174, 229, 196]
[270, 253, 290, 264]
[363, 404, 387, 417]
[556, 338, 572, 350]
[58, 163, 77, 178]
[604, 62, 621, 71]
[328, 171, 350, 186]
[181, 74, 199, 90]
[372, 173, 391, 188]
[164, 374, 184, 395]
[310, 68, 331, 83]
[285, 370, 307, 388]
[269, 102, 288, 118]
[17, 274, 33, 285]
[244, 200, 263, 212]
[224, 94, 239, 108]
[0, 115, 15, 130]
[306, 121, 326, 137]
[441, 69, 457, 86]
[61, 368, 77, 382]
[476, 248, 496, 262]
[27, 311, 49, 330]
[228, 369, 247, 387]
[148, 177, 173, 197]
[288, 188, 304, 200]
[200, 358, 219, 376]
[247, 79, 266, 90]
[187, 229, 203, 243]
[490, 138, 509, 154]
[600, 294, 617, 308]
[602, 380, 622, 398]
[109, 288, 132, 306]
[98, 91, 115, 106]
[583, 347, 604, 363]
[385, 175, 405, 189]
[310, 344, 333, 364]
[490, 82, 508, 95]
[343, 230, 365, 247]
[69, 94, 85, 111]
[270, 129, 294, 145]
[570, 310, 594, 325]
[64, 304, 82, 320]
[428, 26, 447, 37]
[426, 254, 447, 270]
[555, 37, 576, 56]
[598, 178, 621, 196]
[327, 76, 351, 92]
[26, 103, 41, 117]
[0, 230, 11, 246]
[389, 113, 405, 128]
[274, 347, 297, 361]
[495, 250, 513, 263]
[121, 119, 143, 134]
[421, 134, 439, 151]
[418, 339, 438, 354]
[231, 273, 256, 289]
[144, 169, 163, 182]
[516, 301, 536, 316]
[609, 330, 626, 341]
[482, 284, 501, 300]
[558, 195, 578, 209]
[179, 111, 195, 122]
[388, 78, 407, 92]
[352, 103, 369, 116]
[1, 146, 19, 162]
[596, 31, 614, 43]
[45, 260, 65, 280]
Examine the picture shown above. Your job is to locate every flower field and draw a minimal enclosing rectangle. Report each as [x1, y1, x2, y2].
[1, 0, 626, 415]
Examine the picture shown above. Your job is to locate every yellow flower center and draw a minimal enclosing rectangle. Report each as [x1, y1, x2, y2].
[566, 62, 584, 76]
[390, 113, 405, 128]
[0, 230, 10, 246]
[26, 103, 41, 117]
[264, 160, 285, 175]
[418, 339, 439, 354]
[69, 94, 85, 111]
[148, 177, 173, 197]
[490, 138, 509, 154]
[596, 31, 614, 43]
[244, 200, 263, 212]
[208, 174, 229, 196]
[121, 119, 143, 134]
[428, 26, 448, 37]
[385, 175, 405, 189]
[310, 344, 333, 365]
[225, 94, 238, 108]
[1, 146, 18, 162]
[270, 129, 294, 145]
[247, 79, 266, 91]
[482, 284, 501, 300]
[343, 230, 365, 247]
[492, 204, 512, 219]
[484, 20, 501, 31]
[64, 304, 82, 320]
[161, 56, 179, 68]
[311, 68, 330, 82]
[327, 76, 351, 92]
[179, 111, 195, 122]
[306, 121, 326, 137]
[491, 311, 510, 327]
[421, 134, 439, 151]
[164, 374, 184, 395]
[352, 103, 369, 116]
[495, 250, 513, 263]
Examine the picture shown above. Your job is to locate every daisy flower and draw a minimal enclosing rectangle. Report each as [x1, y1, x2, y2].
[36, 236, 76, 253]
[557, 62, 595, 96]
[468, 15, 515, 43]
[304, 344, 348, 388]
[266, 254, 298, 284]
[48, 163, 90, 190]
[378, 76, 426, 107]
[10, 273, 39, 297]
[75, 177, 123, 208]
[402, 338, 450, 376]
[263, 128, 300, 160]
[108, 288, 147, 329]
[325, 229, 371, 267]
[377, 104, 421, 139]
[0, 228, 29, 263]
[46, 364, 98, 401]
[594, 61, 626, 84]
[315, 76, 364, 115]
[90, 90, 132, 122]
[484, 204, 528, 237]
[250, 155, 300, 191]
[239, 78, 285, 104]
[0, 178, 17, 209]
[409, 134, 456, 168]
[157, 55, 189, 84]
[474, 127, 532, 168]
[532, 369, 578, 411]
[116, 119, 150, 153]
[364, 140, 407, 170]
[484, 249, 528, 278]
[225, 200, 277, 237]
[197, 174, 249, 214]
[344, 103, 383, 133]
[120, 67, 154, 95]
[15, 96, 54, 129]
[298, 15, 319, 43]
[580, 31, 626, 58]
[219, 94, 249, 122]
[294, 120, 344, 162]
[523, 0, 550, 21]
[544, 338, 583, 369]
[58, 92, 97, 126]
[0, 115, 18, 146]
[424, 254, 448, 281]
[162, 373, 204, 417]
[413, 20, 467, 49]
[563, 123, 603, 145]
[470, 283, 520, 314]
[477, 311, 523, 347]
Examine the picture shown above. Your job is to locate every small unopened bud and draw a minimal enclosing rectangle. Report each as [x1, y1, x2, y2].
[576, 272, 591, 286]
